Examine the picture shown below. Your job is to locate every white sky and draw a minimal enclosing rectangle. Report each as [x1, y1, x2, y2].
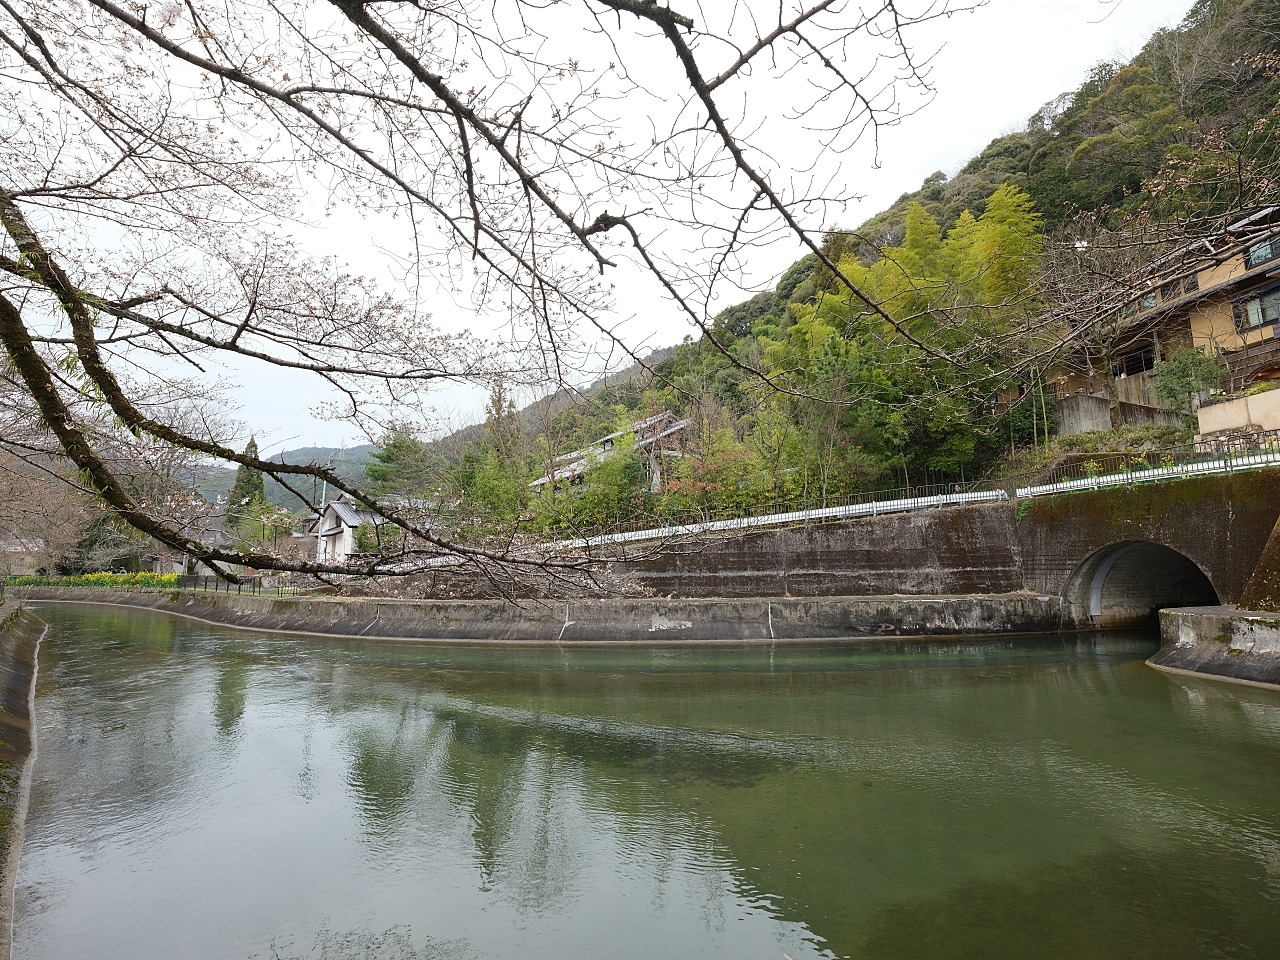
[233, 0, 1194, 455]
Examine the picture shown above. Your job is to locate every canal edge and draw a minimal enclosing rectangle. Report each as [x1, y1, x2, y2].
[12, 588, 1069, 645]
[0, 599, 46, 960]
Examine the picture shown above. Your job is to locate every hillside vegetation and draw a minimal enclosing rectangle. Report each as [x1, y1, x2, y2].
[856, 0, 1280, 241]
[203, 444, 377, 510]
[298, 0, 1280, 544]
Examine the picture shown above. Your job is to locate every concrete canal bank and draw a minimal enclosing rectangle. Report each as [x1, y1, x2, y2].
[26, 588, 1280, 687]
[1150, 607, 1280, 689]
[1148, 501, 1280, 691]
[0, 600, 45, 957]
[12, 587, 1063, 643]
[14, 466, 1280, 688]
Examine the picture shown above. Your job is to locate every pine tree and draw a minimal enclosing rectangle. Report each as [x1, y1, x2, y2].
[365, 425, 435, 497]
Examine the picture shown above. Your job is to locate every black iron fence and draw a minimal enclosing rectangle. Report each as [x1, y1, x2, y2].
[177, 576, 302, 596]
[3, 574, 304, 596]
[1013, 435, 1274, 496]
[7, 432, 1280, 584]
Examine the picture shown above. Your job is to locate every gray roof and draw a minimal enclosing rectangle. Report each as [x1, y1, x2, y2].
[330, 500, 364, 527]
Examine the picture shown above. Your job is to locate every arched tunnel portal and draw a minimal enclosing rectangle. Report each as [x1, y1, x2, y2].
[1063, 541, 1221, 629]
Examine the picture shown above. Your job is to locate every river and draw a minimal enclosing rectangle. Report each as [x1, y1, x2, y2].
[13, 603, 1280, 959]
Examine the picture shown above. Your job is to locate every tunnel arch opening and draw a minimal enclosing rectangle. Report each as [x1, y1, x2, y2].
[1062, 541, 1220, 629]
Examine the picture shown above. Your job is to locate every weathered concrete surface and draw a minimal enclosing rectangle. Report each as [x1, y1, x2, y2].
[1239, 514, 1280, 613]
[627, 505, 1025, 599]
[1198, 389, 1280, 434]
[1014, 472, 1276, 612]
[1056, 394, 1111, 435]
[1115, 400, 1183, 430]
[15, 588, 1063, 643]
[626, 470, 1280, 630]
[0, 600, 45, 958]
[1150, 606, 1280, 689]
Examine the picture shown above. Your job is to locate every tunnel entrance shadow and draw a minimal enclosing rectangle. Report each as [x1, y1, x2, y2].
[1063, 541, 1220, 629]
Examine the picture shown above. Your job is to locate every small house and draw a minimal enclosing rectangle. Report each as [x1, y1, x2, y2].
[1051, 208, 1280, 435]
[303, 494, 376, 562]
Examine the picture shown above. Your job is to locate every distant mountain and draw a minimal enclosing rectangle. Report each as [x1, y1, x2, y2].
[422, 344, 678, 461]
[267, 444, 378, 478]
[199, 443, 378, 512]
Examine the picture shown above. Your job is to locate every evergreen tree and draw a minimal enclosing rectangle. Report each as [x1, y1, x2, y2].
[228, 438, 265, 508]
[227, 437, 281, 544]
[365, 425, 437, 497]
[1152, 348, 1228, 414]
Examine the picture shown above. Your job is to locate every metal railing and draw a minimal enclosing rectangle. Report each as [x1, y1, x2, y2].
[1223, 339, 1280, 393]
[545, 432, 1280, 550]
[177, 576, 302, 596]
[9, 432, 1280, 582]
[1193, 427, 1280, 453]
[384, 432, 1280, 568]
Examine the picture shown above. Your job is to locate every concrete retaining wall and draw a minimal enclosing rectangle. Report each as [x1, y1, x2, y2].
[0, 600, 45, 958]
[627, 471, 1280, 621]
[1115, 400, 1183, 429]
[1150, 606, 1280, 688]
[1057, 394, 1111, 435]
[1240, 514, 1280, 612]
[1198, 389, 1280, 434]
[14, 587, 1064, 643]
[626, 506, 1025, 599]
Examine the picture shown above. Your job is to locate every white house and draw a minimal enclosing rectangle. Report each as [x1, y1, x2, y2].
[0, 531, 43, 575]
[303, 494, 376, 562]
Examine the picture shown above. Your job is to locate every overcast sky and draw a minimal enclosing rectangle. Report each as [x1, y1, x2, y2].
[233, 0, 1195, 456]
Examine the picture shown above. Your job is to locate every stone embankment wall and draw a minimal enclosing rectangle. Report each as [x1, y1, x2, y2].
[626, 471, 1280, 618]
[1151, 607, 1280, 689]
[14, 588, 1061, 643]
[13, 471, 1279, 682]
[0, 600, 45, 957]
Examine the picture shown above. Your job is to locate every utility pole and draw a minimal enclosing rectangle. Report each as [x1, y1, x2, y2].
[315, 480, 328, 562]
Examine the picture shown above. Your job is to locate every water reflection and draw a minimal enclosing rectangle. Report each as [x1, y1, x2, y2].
[213, 658, 249, 739]
[14, 604, 1280, 960]
[262, 923, 471, 960]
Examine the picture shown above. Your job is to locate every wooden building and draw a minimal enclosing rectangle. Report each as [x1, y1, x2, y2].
[1052, 207, 1280, 412]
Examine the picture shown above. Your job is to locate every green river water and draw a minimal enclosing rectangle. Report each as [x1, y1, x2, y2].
[13, 603, 1280, 959]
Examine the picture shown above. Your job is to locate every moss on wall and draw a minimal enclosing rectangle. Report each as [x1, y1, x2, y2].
[1012, 471, 1280, 604]
[1240, 516, 1280, 613]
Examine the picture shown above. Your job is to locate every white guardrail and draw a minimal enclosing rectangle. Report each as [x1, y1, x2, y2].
[400, 446, 1280, 569]
[560, 447, 1280, 550]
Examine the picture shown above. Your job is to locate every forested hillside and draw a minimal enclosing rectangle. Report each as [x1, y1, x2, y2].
[856, 0, 1280, 241]
[355, 0, 1280, 538]
[203, 444, 377, 510]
